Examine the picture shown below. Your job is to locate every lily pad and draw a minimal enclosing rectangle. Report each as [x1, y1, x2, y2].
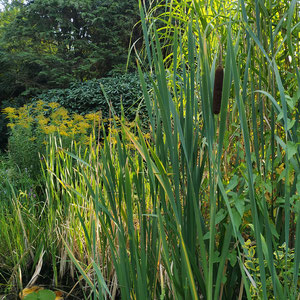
[24, 289, 56, 300]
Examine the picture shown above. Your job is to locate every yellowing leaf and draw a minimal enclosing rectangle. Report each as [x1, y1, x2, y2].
[19, 286, 43, 299]
[54, 291, 64, 300]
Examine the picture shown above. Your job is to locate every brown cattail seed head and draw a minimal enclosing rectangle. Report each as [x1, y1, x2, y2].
[212, 65, 224, 114]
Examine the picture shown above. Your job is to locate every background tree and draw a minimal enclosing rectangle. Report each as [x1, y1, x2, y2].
[0, 0, 140, 102]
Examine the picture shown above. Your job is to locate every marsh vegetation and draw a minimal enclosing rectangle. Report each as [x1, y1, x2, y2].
[0, 0, 299, 299]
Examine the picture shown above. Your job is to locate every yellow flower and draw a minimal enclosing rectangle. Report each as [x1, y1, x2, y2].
[43, 125, 56, 134]
[36, 100, 44, 105]
[51, 107, 69, 122]
[48, 102, 60, 109]
[76, 121, 90, 134]
[58, 123, 70, 136]
[73, 114, 84, 122]
[85, 112, 101, 121]
[35, 100, 45, 110]
[59, 130, 69, 136]
[38, 117, 50, 127]
[2, 107, 16, 115]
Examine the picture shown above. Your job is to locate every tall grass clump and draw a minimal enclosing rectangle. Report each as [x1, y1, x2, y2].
[0, 169, 46, 297]
[0, 104, 104, 296]
[35, 0, 299, 299]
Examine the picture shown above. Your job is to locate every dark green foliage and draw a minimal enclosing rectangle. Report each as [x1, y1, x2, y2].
[0, 0, 142, 149]
[0, 110, 8, 149]
[32, 72, 151, 120]
[0, 0, 140, 102]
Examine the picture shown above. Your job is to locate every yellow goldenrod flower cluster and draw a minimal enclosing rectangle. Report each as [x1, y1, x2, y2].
[3, 101, 102, 145]
[2, 100, 144, 148]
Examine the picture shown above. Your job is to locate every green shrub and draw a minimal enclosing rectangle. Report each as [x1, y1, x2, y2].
[243, 240, 300, 299]
[31, 72, 151, 121]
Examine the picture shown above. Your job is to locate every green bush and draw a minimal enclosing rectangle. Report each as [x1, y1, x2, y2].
[31, 72, 151, 121]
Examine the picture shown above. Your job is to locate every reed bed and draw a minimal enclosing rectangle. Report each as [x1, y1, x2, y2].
[41, 1, 299, 297]
[1, 0, 299, 299]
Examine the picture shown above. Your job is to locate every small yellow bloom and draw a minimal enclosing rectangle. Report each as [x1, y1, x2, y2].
[2, 107, 16, 114]
[35, 100, 45, 110]
[85, 112, 100, 121]
[38, 117, 50, 126]
[48, 102, 60, 109]
[51, 107, 69, 122]
[73, 114, 84, 122]
[43, 125, 56, 134]
[59, 130, 69, 136]
[75, 121, 90, 134]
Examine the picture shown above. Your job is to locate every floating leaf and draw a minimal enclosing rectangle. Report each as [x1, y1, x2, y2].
[35, 290, 56, 300]
[19, 286, 43, 299]
[23, 293, 38, 300]
[21, 288, 56, 300]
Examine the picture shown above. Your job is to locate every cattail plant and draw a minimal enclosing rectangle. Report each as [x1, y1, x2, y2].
[213, 44, 224, 115]
[212, 65, 224, 114]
